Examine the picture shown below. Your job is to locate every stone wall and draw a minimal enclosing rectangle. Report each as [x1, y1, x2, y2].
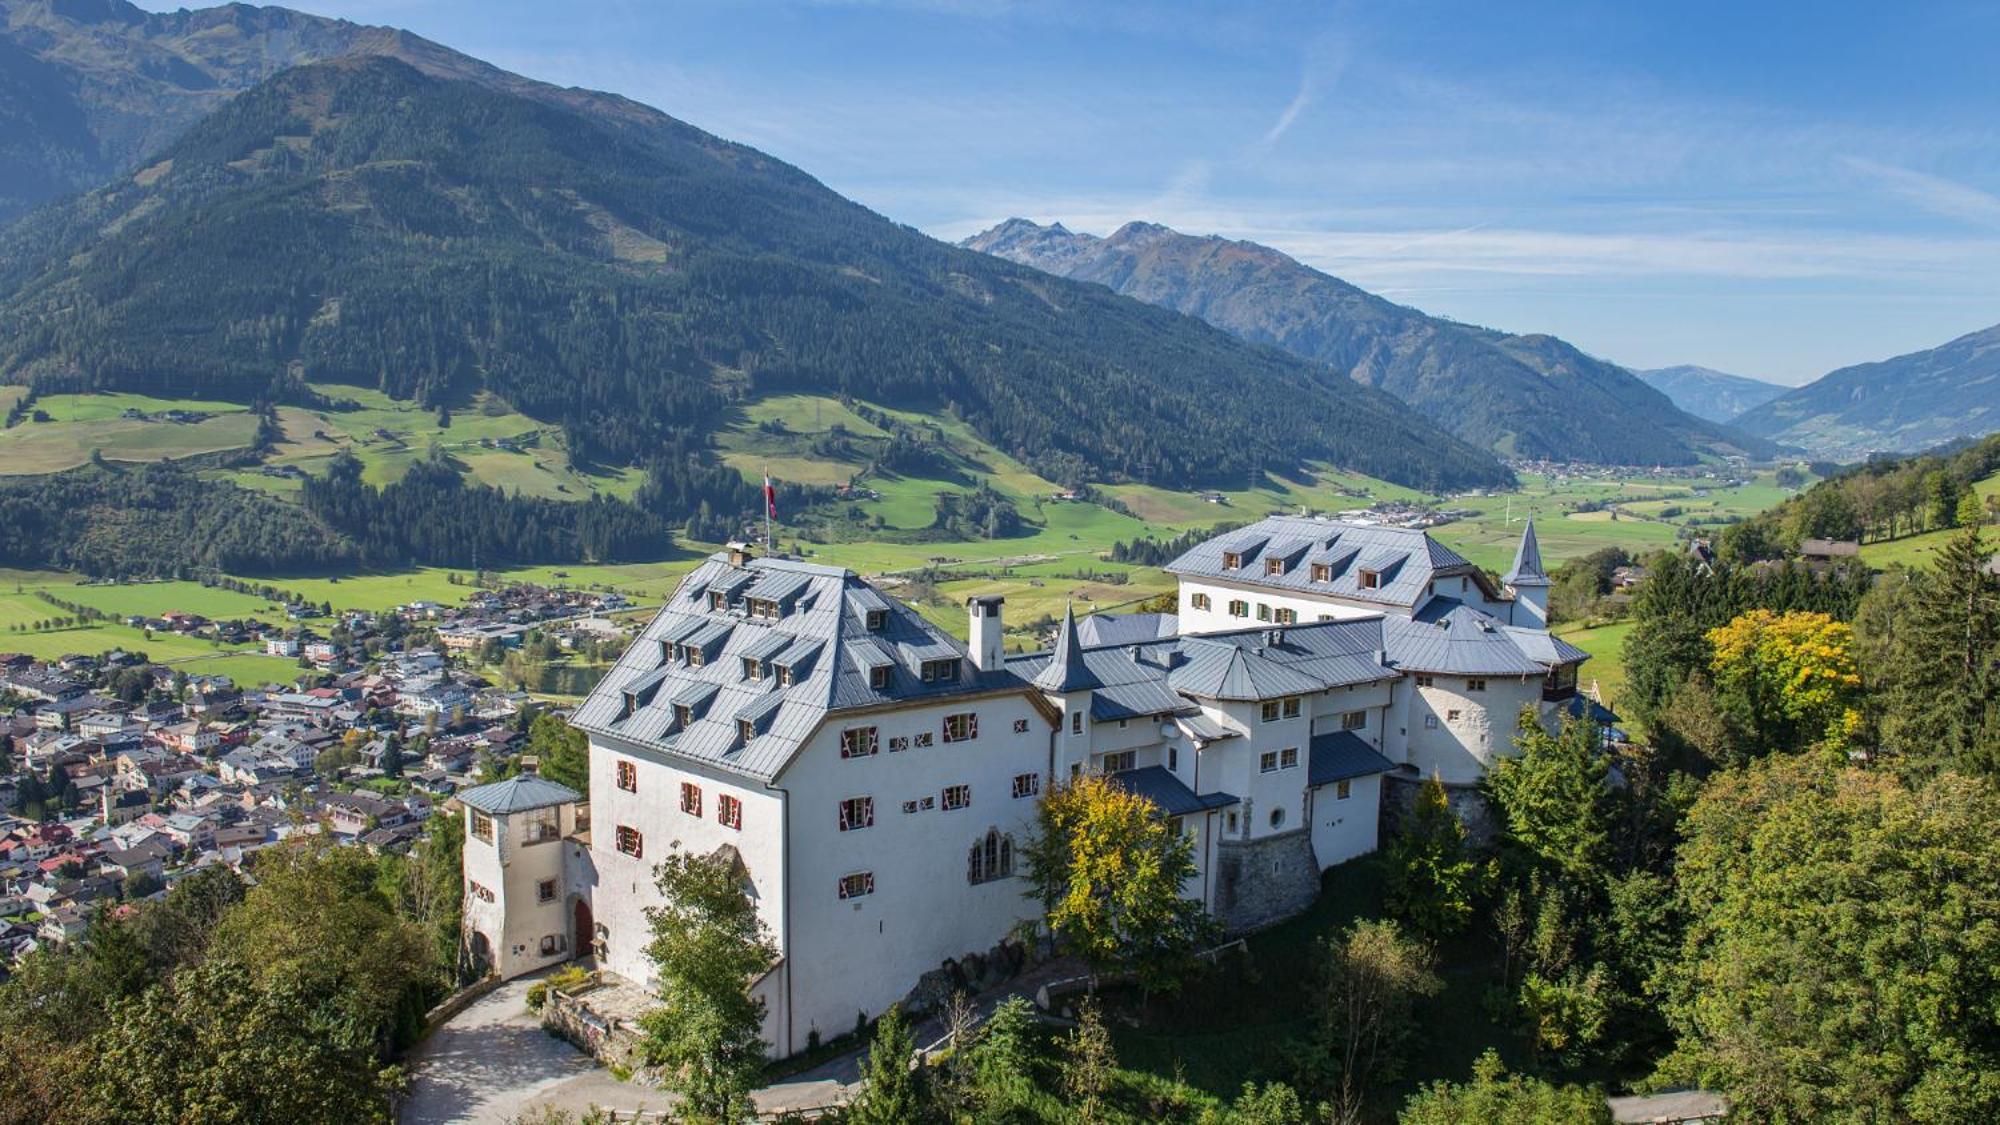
[1381, 770, 1500, 850]
[1211, 828, 1321, 932]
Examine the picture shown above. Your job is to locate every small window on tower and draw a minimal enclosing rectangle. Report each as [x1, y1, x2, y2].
[865, 610, 887, 632]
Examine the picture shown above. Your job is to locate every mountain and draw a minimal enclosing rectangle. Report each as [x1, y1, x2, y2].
[0, 49, 1509, 494]
[1631, 365, 1787, 423]
[962, 219, 1777, 465]
[1732, 323, 2000, 458]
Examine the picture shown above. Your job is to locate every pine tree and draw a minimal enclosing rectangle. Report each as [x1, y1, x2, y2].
[1870, 521, 2000, 774]
[846, 1005, 927, 1125]
[1383, 775, 1482, 936]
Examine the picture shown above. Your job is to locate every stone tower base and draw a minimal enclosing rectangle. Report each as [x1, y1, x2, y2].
[1212, 828, 1321, 933]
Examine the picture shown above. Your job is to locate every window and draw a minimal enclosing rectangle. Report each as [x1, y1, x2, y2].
[913, 731, 934, 749]
[865, 610, 887, 632]
[1414, 674, 1435, 688]
[673, 703, 695, 728]
[748, 597, 780, 620]
[468, 880, 495, 903]
[1070, 711, 1084, 735]
[967, 829, 1015, 884]
[1336, 779, 1352, 800]
[1260, 748, 1300, 773]
[737, 718, 756, 744]
[943, 713, 978, 743]
[1274, 608, 1297, 625]
[616, 760, 638, 792]
[1447, 709, 1462, 722]
[838, 796, 874, 831]
[1012, 772, 1040, 799]
[902, 800, 920, 814]
[686, 647, 705, 668]
[838, 872, 875, 899]
[718, 794, 742, 830]
[522, 806, 560, 844]
[1222, 551, 1243, 570]
[942, 784, 971, 811]
[1466, 678, 1487, 692]
[920, 659, 959, 683]
[1357, 569, 1380, 590]
[537, 878, 557, 903]
[1228, 599, 1250, 618]
[1101, 750, 1135, 774]
[1168, 745, 1179, 771]
[869, 664, 892, 690]
[1261, 700, 1281, 723]
[680, 782, 702, 818]
[1256, 603, 1272, 622]
[1226, 811, 1240, 834]
[1342, 710, 1366, 731]
[1283, 697, 1302, 719]
[1269, 806, 1286, 829]
[888, 735, 911, 752]
[708, 591, 726, 611]
[1310, 563, 1331, 583]
[1013, 718, 1030, 733]
[1424, 715, 1439, 730]
[540, 934, 565, 957]
[1282, 747, 1299, 769]
[470, 809, 493, 843]
[776, 664, 794, 687]
[1168, 816, 1185, 836]
[1191, 592, 1212, 610]
[1265, 557, 1286, 576]
[616, 825, 643, 857]
[742, 656, 764, 681]
[840, 726, 879, 759]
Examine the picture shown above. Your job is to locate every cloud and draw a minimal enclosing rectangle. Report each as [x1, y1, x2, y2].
[1260, 73, 1315, 146]
[1842, 157, 2000, 230]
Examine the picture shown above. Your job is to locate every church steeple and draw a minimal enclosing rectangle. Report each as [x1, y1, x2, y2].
[1502, 519, 1550, 588]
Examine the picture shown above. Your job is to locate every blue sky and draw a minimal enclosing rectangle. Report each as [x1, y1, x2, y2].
[149, 1, 2000, 384]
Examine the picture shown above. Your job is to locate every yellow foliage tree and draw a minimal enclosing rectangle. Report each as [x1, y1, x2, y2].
[1705, 609, 1863, 758]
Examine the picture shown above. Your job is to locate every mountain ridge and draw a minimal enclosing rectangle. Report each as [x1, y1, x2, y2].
[1732, 323, 2000, 458]
[963, 217, 1779, 465]
[0, 49, 1509, 494]
[1631, 364, 1787, 423]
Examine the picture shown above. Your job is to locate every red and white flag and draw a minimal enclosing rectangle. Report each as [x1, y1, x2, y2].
[763, 473, 777, 520]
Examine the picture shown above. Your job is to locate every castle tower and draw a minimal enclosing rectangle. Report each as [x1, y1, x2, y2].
[458, 774, 585, 980]
[1034, 602, 1100, 780]
[1501, 520, 1552, 629]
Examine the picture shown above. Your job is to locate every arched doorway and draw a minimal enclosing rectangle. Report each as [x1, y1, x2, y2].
[467, 930, 493, 979]
[573, 898, 594, 962]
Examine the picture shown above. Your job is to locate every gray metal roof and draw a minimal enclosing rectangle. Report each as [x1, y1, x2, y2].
[574, 553, 1035, 783]
[1010, 614, 1398, 709]
[1502, 520, 1551, 587]
[1385, 601, 1562, 676]
[457, 775, 579, 814]
[1307, 731, 1395, 787]
[1166, 516, 1477, 609]
[1033, 603, 1098, 693]
[1106, 766, 1238, 817]
[1074, 612, 1179, 647]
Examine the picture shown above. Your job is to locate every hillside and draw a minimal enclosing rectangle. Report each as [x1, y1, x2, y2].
[0, 54, 1506, 497]
[962, 219, 1776, 465]
[1733, 322, 2000, 458]
[1631, 364, 1787, 423]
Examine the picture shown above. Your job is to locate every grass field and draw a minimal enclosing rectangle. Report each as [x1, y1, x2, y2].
[0, 393, 261, 474]
[1554, 620, 1634, 717]
[1856, 474, 2000, 570]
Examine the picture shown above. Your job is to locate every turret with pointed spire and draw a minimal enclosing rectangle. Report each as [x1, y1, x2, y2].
[1034, 602, 1099, 779]
[1502, 519, 1551, 627]
[1033, 601, 1098, 693]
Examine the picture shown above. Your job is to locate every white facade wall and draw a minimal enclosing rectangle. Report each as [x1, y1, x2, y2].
[462, 803, 578, 980]
[1177, 573, 1515, 636]
[779, 692, 1049, 1054]
[1397, 674, 1543, 785]
[1307, 771, 1380, 868]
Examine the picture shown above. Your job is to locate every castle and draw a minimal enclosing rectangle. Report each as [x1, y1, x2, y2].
[459, 517, 1589, 1056]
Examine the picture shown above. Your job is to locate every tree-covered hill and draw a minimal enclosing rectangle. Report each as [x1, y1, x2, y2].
[962, 219, 1778, 465]
[0, 54, 1509, 494]
[1732, 321, 2000, 458]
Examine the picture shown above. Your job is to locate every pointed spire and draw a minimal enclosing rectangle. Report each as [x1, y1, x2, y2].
[1034, 601, 1098, 692]
[1502, 519, 1550, 587]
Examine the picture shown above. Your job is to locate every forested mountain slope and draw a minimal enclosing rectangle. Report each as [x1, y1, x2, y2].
[1733, 322, 2000, 458]
[963, 219, 1777, 465]
[0, 55, 1506, 493]
[1632, 364, 1787, 423]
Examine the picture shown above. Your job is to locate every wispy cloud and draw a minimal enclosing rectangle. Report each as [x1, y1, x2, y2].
[1842, 157, 2000, 229]
[1261, 73, 1315, 146]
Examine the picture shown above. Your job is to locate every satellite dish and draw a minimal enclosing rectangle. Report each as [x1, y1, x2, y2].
[1159, 722, 1179, 740]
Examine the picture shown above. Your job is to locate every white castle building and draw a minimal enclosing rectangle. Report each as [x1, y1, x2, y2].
[461, 519, 1592, 1057]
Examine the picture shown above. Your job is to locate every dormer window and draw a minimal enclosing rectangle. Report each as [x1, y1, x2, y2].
[708, 591, 727, 611]
[776, 664, 794, 687]
[742, 657, 764, 681]
[1358, 569, 1381, 590]
[737, 719, 756, 744]
[747, 598, 780, 621]
[869, 665, 892, 690]
[920, 658, 959, 684]
[1222, 551, 1243, 570]
[1265, 557, 1286, 576]
[673, 703, 695, 728]
[686, 647, 705, 668]
[865, 610, 887, 632]
[659, 640, 674, 664]
[620, 691, 637, 719]
[1311, 563, 1331, 583]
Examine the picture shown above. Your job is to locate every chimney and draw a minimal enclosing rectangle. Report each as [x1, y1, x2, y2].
[967, 595, 1005, 673]
[726, 541, 754, 567]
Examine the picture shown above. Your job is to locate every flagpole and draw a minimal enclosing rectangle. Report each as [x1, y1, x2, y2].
[763, 469, 774, 555]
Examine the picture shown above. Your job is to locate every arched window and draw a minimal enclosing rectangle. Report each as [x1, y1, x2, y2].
[968, 828, 1015, 885]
